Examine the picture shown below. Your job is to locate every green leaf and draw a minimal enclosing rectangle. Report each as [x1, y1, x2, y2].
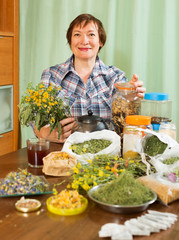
[35, 112, 41, 130]
[19, 107, 32, 126]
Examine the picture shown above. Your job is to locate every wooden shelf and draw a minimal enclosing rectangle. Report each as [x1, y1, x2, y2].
[0, 32, 14, 37]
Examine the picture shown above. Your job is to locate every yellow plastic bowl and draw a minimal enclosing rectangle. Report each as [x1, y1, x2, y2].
[46, 196, 88, 216]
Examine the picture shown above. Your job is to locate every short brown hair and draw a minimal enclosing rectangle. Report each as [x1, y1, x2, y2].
[66, 14, 106, 51]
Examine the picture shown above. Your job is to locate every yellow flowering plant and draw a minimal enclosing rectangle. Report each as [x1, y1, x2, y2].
[19, 82, 71, 139]
[68, 154, 156, 193]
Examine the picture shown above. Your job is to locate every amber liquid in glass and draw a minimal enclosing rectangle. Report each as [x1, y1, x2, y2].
[27, 147, 49, 167]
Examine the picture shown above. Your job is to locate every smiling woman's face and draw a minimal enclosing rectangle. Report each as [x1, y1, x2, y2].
[71, 21, 103, 61]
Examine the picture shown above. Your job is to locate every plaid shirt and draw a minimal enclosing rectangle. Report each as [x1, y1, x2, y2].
[41, 55, 127, 120]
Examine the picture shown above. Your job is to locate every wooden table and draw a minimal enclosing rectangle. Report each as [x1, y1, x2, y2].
[0, 143, 178, 240]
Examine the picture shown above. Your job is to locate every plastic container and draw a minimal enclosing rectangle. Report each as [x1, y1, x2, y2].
[112, 82, 141, 136]
[141, 93, 172, 125]
[123, 115, 152, 160]
[46, 196, 88, 216]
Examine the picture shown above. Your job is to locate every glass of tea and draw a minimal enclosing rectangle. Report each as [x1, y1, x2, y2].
[27, 138, 50, 168]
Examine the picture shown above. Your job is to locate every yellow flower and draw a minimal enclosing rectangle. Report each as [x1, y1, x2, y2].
[48, 86, 53, 91]
[98, 170, 104, 177]
[119, 169, 125, 173]
[73, 167, 79, 174]
[72, 182, 79, 189]
[78, 177, 83, 182]
[114, 155, 118, 161]
[51, 117, 55, 123]
[91, 175, 96, 180]
[105, 165, 110, 170]
[87, 159, 92, 164]
[129, 160, 134, 164]
[82, 182, 90, 191]
[52, 188, 58, 195]
[93, 181, 98, 186]
[77, 162, 82, 168]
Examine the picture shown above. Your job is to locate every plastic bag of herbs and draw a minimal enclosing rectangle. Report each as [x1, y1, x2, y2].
[140, 129, 178, 158]
[62, 130, 121, 164]
[149, 144, 179, 176]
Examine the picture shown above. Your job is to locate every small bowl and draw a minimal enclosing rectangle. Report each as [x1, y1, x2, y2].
[46, 196, 88, 216]
[15, 198, 41, 213]
[88, 185, 157, 214]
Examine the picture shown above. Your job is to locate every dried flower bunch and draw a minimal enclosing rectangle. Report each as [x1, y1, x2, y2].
[19, 82, 71, 138]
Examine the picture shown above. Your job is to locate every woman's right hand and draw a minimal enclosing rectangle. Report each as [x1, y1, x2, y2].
[34, 117, 75, 143]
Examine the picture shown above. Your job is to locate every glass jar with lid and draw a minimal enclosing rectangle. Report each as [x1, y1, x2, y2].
[111, 82, 141, 137]
[123, 115, 152, 160]
[141, 92, 172, 131]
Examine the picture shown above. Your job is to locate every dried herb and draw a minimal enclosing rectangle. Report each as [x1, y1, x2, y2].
[71, 139, 111, 155]
[69, 154, 155, 193]
[92, 154, 155, 178]
[144, 135, 168, 156]
[91, 171, 154, 205]
[112, 96, 140, 135]
[163, 157, 179, 165]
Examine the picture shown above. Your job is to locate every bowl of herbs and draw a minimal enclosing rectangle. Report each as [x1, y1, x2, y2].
[87, 171, 157, 214]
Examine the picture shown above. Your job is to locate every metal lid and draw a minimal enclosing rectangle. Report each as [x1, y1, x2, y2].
[77, 110, 102, 124]
[144, 92, 168, 101]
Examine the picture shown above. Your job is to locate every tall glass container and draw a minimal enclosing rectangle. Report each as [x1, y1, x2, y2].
[112, 82, 141, 136]
[141, 92, 172, 131]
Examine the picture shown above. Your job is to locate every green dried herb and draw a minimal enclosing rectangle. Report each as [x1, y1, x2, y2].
[144, 135, 168, 156]
[92, 154, 155, 178]
[163, 157, 179, 165]
[91, 171, 154, 205]
[71, 139, 111, 155]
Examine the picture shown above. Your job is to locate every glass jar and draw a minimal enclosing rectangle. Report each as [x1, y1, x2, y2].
[141, 93, 172, 128]
[112, 82, 141, 136]
[123, 115, 152, 160]
[159, 122, 176, 140]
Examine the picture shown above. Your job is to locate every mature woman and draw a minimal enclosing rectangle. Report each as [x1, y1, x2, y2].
[34, 14, 145, 143]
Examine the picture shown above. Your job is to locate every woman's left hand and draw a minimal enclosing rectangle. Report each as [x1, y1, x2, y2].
[128, 74, 146, 98]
